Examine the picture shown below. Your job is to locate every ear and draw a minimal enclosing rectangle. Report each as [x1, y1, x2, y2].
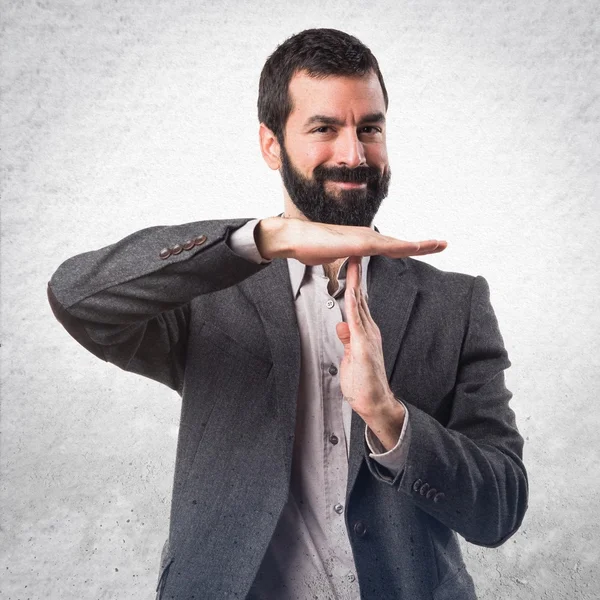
[259, 123, 282, 170]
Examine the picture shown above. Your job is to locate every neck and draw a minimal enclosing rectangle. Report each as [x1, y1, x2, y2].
[282, 195, 307, 221]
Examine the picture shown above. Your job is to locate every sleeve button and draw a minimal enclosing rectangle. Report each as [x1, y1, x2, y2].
[183, 240, 195, 251]
[171, 244, 183, 255]
[412, 479, 423, 492]
[193, 235, 207, 246]
[433, 492, 445, 503]
[419, 483, 430, 496]
[426, 488, 437, 500]
[159, 247, 172, 259]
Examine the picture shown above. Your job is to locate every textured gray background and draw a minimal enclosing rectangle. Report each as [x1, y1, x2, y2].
[1, 1, 599, 598]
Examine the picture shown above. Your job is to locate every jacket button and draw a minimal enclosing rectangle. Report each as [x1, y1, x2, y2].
[171, 244, 183, 255]
[193, 235, 207, 246]
[353, 520, 367, 537]
[433, 492, 445, 503]
[419, 483, 430, 496]
[159, 247, 172, 259]
[412, 479, 423, 492]
[426, 488, 437, 500]
[329, 434, 339, 445]
[183, 240, 195, 250]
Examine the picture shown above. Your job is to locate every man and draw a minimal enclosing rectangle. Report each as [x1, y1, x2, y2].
[48, 28, 528, 600]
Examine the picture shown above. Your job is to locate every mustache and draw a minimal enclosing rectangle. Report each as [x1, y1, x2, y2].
[312, 164, 382, 184]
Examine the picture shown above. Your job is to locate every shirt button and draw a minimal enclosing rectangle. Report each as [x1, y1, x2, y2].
[328, 364, 338, 376]
[347, 573, 356, 582]
[333, 503, 344, 514]
[326, 299, 335, 309]
[329, 434, 339, 445]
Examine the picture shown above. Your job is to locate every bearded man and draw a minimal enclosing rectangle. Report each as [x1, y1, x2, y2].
[48, 28, 528, 600]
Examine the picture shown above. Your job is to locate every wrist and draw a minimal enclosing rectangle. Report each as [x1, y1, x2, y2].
[362, 393, 406, 452]
[255, 216, 288, 260]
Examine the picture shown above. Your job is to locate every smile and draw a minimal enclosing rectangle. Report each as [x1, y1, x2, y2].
[329, 181, 368, 189]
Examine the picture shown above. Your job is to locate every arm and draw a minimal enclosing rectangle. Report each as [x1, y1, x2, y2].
[365, 275, 528, 548]
[49, 214, 446, 393]
[48, 218, 272, 392]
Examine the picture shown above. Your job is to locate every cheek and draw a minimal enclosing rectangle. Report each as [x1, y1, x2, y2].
[365, 144, 389, 171]
[304, 145, 331, 168]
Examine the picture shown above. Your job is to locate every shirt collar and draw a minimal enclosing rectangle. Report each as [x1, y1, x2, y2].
[281, 214, 375, 299]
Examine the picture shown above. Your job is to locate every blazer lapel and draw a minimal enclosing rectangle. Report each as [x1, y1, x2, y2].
[241, 258, 302, 476]
[346, 254, 418, 499]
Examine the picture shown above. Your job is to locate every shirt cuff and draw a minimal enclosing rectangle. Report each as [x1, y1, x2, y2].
[365, 401, 410, 478]
[228, 219, 273, 264]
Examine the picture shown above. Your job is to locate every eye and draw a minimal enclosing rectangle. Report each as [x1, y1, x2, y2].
[359, 126, 382, 135]
[312, 126, 333, 134]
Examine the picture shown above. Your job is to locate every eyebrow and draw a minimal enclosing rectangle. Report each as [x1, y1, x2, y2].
[304, 112, 386, 128]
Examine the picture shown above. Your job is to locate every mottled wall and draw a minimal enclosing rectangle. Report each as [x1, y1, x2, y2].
[1, 1, 599, 598]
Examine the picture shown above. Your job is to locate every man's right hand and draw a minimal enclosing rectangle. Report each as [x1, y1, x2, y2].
[254, 216, 447, 266]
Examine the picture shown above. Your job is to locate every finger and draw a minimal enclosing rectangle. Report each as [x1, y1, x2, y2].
[356, 287, 371, 329]
[413, 240, 448, 255]
[336, 321, 351, 347]
[357, 284, 378, 336]
[346, 255, 361, 292]
[346, 257, 362, 311]
[357, 283, 371, 321]
[347, 285, 366, 336]
[352, 258, 374, 330]
[385, 239, 448, 258]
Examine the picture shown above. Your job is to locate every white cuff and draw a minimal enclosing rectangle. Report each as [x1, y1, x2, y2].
[365, 401, 410, 477]
[228, 219, 273, 264]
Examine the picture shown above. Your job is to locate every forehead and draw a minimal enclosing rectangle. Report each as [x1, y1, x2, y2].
[287, 70, 386, 121]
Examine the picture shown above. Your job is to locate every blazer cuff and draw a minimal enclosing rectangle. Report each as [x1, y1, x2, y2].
[228, 219, 273, 265]
[365, 401, 411, 481]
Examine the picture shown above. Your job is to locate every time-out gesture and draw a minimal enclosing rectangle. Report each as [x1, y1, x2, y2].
[335, 256, 407, 451]
[255, 216, 447, 266]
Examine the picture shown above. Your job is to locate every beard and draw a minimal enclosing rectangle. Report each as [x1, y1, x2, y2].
[279, 142, 391, 228]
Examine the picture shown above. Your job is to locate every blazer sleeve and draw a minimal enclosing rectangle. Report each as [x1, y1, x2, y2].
[47, 218, 271, 394]
[365, 275, 528, 548]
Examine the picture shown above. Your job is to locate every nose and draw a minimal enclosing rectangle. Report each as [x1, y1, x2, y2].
[334, 129, 367, 168]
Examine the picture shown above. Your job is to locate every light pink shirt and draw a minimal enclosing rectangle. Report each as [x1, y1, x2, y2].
[229, 219, 410, 600]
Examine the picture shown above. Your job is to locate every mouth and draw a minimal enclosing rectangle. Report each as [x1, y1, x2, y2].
[328, 181, 368, 190]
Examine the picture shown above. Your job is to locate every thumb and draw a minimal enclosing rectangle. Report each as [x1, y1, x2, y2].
[336, 322, 351, 347]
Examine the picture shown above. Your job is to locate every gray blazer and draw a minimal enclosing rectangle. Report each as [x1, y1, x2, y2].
[47, 217, 528, 600]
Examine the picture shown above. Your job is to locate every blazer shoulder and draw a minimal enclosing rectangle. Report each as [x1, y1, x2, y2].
[403, 257, 478, 297]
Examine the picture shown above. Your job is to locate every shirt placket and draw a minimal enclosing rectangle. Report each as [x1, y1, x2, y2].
[315, 269, 361, 598]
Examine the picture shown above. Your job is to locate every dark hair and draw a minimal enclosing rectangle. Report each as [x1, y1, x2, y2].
[258, 28, 388, 142]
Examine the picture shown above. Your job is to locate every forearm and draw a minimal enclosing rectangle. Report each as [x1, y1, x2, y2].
[398, 399, 527, 547]
[48, 217, 271, 390]
[364, 275, 528, 547]
[49, 218, 268, 325]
